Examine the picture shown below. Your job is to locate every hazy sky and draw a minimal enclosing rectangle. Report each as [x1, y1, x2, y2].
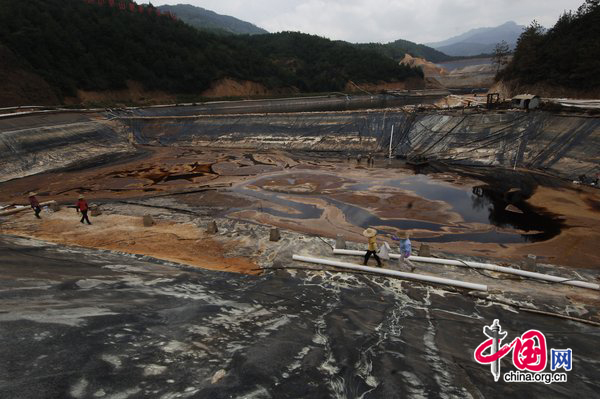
[145, 0, 585, 43]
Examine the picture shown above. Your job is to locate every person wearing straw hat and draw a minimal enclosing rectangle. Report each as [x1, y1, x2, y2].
[76, 194, 92, 225]
[362, 228, 382, 267]
[28, 192, 42, 219]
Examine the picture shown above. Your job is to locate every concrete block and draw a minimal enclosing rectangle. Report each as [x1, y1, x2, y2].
[419, 244, 431, 257]
[143, 215, 155, 227]
[269, 227, 281, 242]
[206, 221, 218, 234]
[335, 234, 346, 249]
[90, 205, 102, 216]
[523, 254, 537, 271]
[505, 204, 524, 214]
[49, 203, 61, 212]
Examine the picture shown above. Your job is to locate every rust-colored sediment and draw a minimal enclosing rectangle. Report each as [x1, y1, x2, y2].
[1, 210, 258, 275]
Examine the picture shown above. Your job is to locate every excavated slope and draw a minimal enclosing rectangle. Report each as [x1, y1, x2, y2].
[1, 106, 598, 183]
[126, 109, 599, 180]
[0, 113, 134, 183]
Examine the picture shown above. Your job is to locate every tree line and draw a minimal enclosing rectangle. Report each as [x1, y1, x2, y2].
[499, 0, 600, 90]
[0, 0, 422, 99]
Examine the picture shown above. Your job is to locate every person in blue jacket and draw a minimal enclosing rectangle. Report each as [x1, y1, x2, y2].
[392, 232, 414, 272]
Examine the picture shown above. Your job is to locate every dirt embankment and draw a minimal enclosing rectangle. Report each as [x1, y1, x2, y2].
[0, 209, 258, 275]
[66, 79, 290, 106]
[400, 54, 496, 89]
[492, 80, 600, 100]
[437, 64, 496, 89]
[400, 54, 447, 78]
[71, 76, 427, 105]
[345, 76, 426, 93]
[201, 78, 296, 98]
[67, 81, 176, 106]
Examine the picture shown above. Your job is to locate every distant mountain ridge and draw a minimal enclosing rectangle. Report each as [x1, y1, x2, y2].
[157, 4, 268, 35]
[159, 3, 453, 67]
[427, 21, 525, 56]
[160, 3, 451, 64]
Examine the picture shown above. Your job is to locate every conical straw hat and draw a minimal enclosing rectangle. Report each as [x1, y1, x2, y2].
[362, 228, 377, 238]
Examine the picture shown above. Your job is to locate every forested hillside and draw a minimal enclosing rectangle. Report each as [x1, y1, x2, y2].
[0, 0, 422, 101]
[157, 4, 268, 35]
[245, 33, 423, 91]
[499, 0, 599, 91]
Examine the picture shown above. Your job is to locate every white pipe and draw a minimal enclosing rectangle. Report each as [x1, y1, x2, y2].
[389, 125, 394, 159]
[333, 249, 600, 291]
[292, 255, 488, 291]
[0, 201, 57, 217]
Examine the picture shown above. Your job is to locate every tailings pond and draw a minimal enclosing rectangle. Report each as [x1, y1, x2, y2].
[230, 166, 564, 245]
[1, 147, 598, 268]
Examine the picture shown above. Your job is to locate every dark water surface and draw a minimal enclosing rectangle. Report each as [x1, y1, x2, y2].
[231, 171, 563, 244]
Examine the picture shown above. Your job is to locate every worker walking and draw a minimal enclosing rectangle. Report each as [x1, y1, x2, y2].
[76, 194, 92, 225]
[362, 228, 382, 267]
[28, 192, 42, 219]
[392, 232, 415, 272]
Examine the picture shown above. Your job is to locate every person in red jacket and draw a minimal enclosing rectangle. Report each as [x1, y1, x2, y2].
[76, 194, 92, 225]
[28, 192, 42, 219]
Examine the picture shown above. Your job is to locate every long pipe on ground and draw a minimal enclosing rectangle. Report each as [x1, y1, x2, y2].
[332, 249, 600, 291]
[292, 255, 488, 291]
[0, 201, 57, 217]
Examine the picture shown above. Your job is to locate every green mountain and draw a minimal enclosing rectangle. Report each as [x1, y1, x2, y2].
[499, 0, 600, 90]
[160, 3, 450, 63]
[244, 33, 423, 91]
[356, 39, 452, 63]
[426, 21, 525, 57]
[0, 0, 422, 100]
[157, 4, 268, 35]
[157, 4, 449, 64]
